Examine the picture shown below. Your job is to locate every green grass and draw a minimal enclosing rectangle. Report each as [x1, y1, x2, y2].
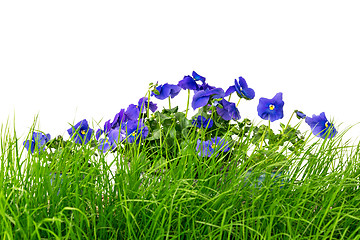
[1, 118, 360, 239]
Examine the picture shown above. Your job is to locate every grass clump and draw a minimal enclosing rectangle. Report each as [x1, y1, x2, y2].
[0, 117, 360, 239]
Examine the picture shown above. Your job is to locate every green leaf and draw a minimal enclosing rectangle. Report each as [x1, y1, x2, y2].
[162, 106, 179, 114]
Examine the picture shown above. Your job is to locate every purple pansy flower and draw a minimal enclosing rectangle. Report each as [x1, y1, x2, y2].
[98, 137, 117, 153]
[151, 83, 181, 100]
[178, 75, 200, 91]
[23, 132, 51, 154]
[295, 110, 306, 119]
[257, 92, 284, 122]
[196, 137, 230, 157]
[216, 99, 241, 121]
[122, 119, 149, 144]
[192, 71, 206, 84]
[110, 109, 127, 129]
[192, 116, 213, 129]
[225, 77, 255, 100]
[67, 119, 93, 144]
[305, 112, 337, 139]
[192, 88, 225, 110]
[125, 104, 140, 121]
[138, 97, 158, 113]
[95, 129, 103, 140]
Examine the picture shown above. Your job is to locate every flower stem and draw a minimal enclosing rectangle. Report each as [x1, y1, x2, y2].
[236, 98, 241, 107]
[185, 89, 190, 118]
[168, 96, 171, 109]
[147, 91, 151, 119]
[228, 93, 232, 102]
[283, 111, 295, 134]
[259, 119, 270, 150]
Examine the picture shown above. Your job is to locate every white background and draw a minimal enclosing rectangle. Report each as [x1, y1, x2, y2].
[1, 1, 360, 143]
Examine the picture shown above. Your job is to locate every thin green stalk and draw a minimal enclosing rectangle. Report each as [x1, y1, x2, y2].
[259, 119, 270, 150]
[147, 90, 151, 119]
[168, 96, 171, 109]
[185, 89, 190, 118]
[282, 111, 296, 134]
[236, 98, 241, 107]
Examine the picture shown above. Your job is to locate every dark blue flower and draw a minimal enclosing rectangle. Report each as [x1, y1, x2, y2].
[138, 97, 158, 113]
[192, 116, 213, 129]
[192, 88, 225, 110]
[257, 92, 284, 122]
[110, 109, 127, 129]
[23, 132, 51, 154]
[67, 119, 93, 144]
[95, 129, 103, 140]
[216, 99, 241, 121]
[178, 75, 200, 91]
[122, 119, 149, 144]
[192, 71, 206, 84]
[295, 110, 306, 119]
[225, 77, 255, 100]
[98, 137, 117, 153]
[196, 137, 230, 157]
[151, 83, 181, 100]
[305, 112, 337, 139]
[125, 104, 140, 121]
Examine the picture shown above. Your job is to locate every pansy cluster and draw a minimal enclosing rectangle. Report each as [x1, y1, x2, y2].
[24, 71, 337, 163]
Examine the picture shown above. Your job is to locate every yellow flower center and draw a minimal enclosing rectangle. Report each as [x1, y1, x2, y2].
[81, 130, 86, 135]
[325, 122, 329, 128]
[211, 144, 216, 149]
[269, 104, 275, 110]
[131, 132, 136, 137]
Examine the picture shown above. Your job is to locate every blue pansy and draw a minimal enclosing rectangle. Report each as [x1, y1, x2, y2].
[196, 137, 230, 157]
[216, 99, 241, 121]
[192, 71, 206, 84]
[95, 129, 103, 140]
[23, 132, 51, 154]
[110, 109, 127, 129]
[178, 75, 200, 91]
[151, 83, 181, 100]
[305, 112, 337, 139]
[122, 119, 149, 144]
[225, 77, 255, 100]
[138, 97, 158, 113]
[125, 104, 140, 121]
[192, 116, 213, 129]
[98, 137, 117, 153]
[192, 88, 225, 110]
[295, 110, 306, 119]
[67, 119, 93, 144]
[257, 92, 284, 122]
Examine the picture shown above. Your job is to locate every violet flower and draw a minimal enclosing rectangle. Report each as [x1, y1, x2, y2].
[216, 99, 241, 121]
[257, 92, 284, 122]
[67, 119, 93, 144]
[151, 83, 181, 100]
[23, 132, 51, 154]
[305, 112, 337, 139]
[192, 116, 213, 129]
[196, 137, 230, 157]
[192, 88, 225, 110]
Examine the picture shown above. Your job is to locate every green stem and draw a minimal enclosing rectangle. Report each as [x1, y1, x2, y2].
[168, 96, 171, 109]
[185, 89, 190, 118]
[259, 119, 271, 150]
[228, 93, 232, 102]
[283, 111, 295, 134]
[147, 91, 151, 119]
[236, 98, 241, 107]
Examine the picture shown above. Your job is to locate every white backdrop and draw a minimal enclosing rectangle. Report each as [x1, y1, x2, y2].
[1, 1, 360, 143]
